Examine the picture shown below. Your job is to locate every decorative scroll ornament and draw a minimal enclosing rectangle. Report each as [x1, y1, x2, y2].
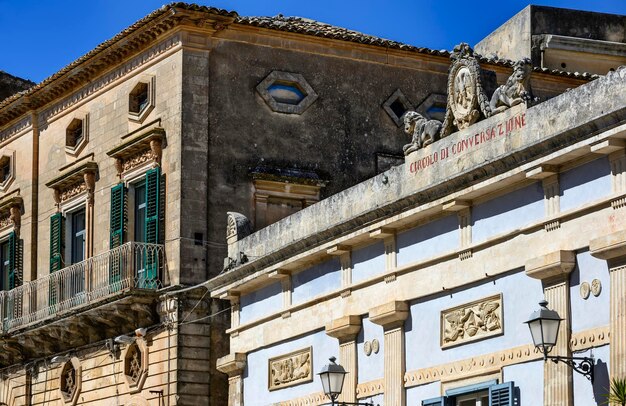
[441, 294, 503, 348]
[268, 347, 313, 391]
[440, 43, 492, 137]
[226, 212, 252, 243]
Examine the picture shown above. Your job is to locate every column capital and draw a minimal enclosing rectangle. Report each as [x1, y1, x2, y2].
[369, 301, 409, 330]
[326, 315, 361, 342]
[590, 230, 626, 261]
[525, 250, 575, 282]
[216, 353, 247, 377]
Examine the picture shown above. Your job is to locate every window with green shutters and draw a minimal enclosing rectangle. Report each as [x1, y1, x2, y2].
[109, 167, 161, 289]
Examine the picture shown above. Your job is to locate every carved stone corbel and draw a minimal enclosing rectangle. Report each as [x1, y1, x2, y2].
[83, 171, 96, 205]
[0, 194, 24, 235]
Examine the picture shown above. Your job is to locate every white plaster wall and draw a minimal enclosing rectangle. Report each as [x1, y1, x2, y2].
[405, 270, 543, 371]
[397, 214, 458, 266]
[406, 381, 440, 406]
[240, 281, 282, 325]
[352, 241, 385, 284]
[357, 317, 385, 383]
[560, 157, 611, 212]
[570, 250, 610, 333]
[243, 330, 339, 406]
[472, 182, 544, 244]
[292, 258, 342, 305]
[502, 360, 544, 406]
[358, 393, 383, 405]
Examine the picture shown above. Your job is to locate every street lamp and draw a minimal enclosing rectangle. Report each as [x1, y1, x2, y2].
[525, 300, 594, 382]
[318, 357, 376, 406]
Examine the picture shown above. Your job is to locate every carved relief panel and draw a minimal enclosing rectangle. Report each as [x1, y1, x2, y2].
[268, 347, 312, 391]
[440, 294, 503, 348]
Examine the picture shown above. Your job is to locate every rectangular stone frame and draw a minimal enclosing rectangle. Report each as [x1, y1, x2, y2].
[440, 293, 504, 349]
[267, 346, 313, 391]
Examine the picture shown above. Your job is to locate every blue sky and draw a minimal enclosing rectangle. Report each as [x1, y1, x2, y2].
[1, 0, 626, 83]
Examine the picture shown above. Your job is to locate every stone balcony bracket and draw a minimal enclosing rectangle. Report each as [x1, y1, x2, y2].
[216, 353, 247, 377]
[369, 301, 409, 330]
[525, 250, 576, 282]
[590, 230, 626, 262]
[325, 315, 362, 343]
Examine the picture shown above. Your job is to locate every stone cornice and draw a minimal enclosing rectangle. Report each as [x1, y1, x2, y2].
[590, 230, 626, 261]
[325, 315, 361, 342]
[369, 301, 408, 329]
[525, 250, 576, 282]
[216, 352, 246, 377]
[0, 5, 237, 126]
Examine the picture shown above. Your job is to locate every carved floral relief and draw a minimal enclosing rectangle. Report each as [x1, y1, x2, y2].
[268, 347, 312, 391]
[441, 294, 503, 348]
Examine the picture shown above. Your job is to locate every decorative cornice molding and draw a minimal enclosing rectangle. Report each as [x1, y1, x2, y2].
[369, 301, 409, 330]
[325, 315, 361, 343]
[356, 378, 385, 398]
[216, 353, 246, 377]
[525, 250, 576, 281]
[570, 325, 610, 352]
[590, 230, 626, 261]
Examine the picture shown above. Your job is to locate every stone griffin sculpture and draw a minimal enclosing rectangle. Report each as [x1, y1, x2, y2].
[402, 111, 442, 156]
[489, 58, 532, 115]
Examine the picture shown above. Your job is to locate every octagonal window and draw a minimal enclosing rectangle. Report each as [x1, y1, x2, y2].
[59, 358, 81, 406]
[65, 115, 89, 156]
[257, 71, 318, 115]
[417, 93, 447, 122]
[123, 339, 149, 393]
[0, 153, 15, 192]
[128, 77, 155, 123]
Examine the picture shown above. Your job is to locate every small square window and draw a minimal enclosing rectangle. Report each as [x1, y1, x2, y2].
[383, 89, 413, 127]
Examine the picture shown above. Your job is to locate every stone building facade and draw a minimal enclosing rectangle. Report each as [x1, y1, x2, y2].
[211, 7, 626, 406]
[0, 3, 590, 406]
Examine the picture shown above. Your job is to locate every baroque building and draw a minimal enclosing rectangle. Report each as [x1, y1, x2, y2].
[211, 6, 626, 406]
[0, 3, 624, 406]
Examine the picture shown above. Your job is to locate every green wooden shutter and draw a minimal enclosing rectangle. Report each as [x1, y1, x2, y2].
[422, 396, 450, 406]
[49, 213, 64, 308]
[7, 231, 16, 290]
[489, 381, 513, 406]
[50, 213, 63, 273]
[144, 167, 160, 245]
[143, 167, 161, 288]
[110, 184, 127, 288]
[110, 183, 126, 249]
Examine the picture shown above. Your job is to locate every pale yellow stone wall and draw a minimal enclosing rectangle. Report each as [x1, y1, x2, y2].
[35, 35, 183, 283]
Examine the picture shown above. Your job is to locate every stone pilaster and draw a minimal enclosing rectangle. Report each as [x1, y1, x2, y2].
[526, 250, 575, 406]
[590, 230, 626, 379]
[216, 353, 247, 406]
[326, 315, 362, 403]
[370, 301, 409, 406]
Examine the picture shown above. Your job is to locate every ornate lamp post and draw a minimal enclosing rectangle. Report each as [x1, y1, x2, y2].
[525, 300, 594, 382]
[318, 357, 376, 406]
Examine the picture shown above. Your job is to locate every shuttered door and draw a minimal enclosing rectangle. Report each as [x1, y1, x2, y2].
[143, 167, 160, 288]
[489, 381, 513, 406]
[7, 231, 16, 290]
[110, 184, 126, 288]
[49, 213, 64, 307]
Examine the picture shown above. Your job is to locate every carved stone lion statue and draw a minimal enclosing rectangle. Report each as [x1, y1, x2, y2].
[402, 111, 442, 155]
[489, 58, 532, 115]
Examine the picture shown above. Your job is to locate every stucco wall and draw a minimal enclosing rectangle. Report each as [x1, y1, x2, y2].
[357, 317, 385, 383]
[292, 257, 342, 305]
[570, 249, 610, 333]
[352, 240, 386, 284]
[397, 214, 458, 266]
[243, 330, 339, 405]
[240, 281, 282, 325]
[560, 156, 611, 212]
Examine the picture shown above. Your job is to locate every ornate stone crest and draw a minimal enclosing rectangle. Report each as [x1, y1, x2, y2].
[440, 294, 503, 348]
[440, 43, 491, 137]
[268, 347, 312, 391]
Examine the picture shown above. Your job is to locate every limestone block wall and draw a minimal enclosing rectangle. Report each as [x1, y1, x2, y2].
[35, 41, 183, 283]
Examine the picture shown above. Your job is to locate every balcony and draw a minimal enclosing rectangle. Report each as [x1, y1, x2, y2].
[0, 242, 166, 366]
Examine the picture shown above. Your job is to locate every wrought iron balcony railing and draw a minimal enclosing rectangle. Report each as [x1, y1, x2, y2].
[0, 242, 165, 333]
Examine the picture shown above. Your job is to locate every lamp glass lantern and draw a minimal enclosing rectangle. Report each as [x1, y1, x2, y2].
[318, 357, 347, 400]
[525, 300, 563, 355]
